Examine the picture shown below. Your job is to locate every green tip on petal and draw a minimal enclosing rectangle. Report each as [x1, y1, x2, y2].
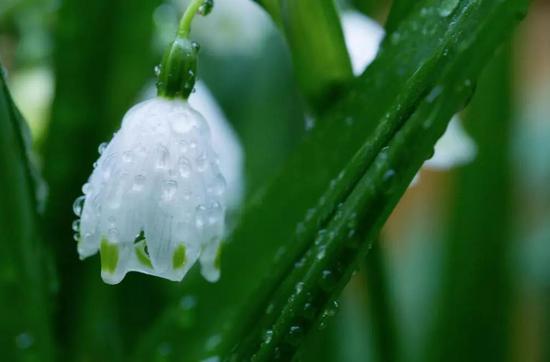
[135, 242, 153, 269]
[173, 244, 187, 269]
[100, 238, 119, 273]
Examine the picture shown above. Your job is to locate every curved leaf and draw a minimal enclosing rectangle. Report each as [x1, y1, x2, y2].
[0, 65, 54, 362]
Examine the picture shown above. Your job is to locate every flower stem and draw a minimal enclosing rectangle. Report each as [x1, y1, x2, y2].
[177, 0, 204, 39]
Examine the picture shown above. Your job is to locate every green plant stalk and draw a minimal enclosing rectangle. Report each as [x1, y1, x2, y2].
[425, 44, 514, 362]
[363, 242, 400, 362]
[0, 67, 55, 361]
[134, 1, 529, 360]
[279, 0, 353, 111]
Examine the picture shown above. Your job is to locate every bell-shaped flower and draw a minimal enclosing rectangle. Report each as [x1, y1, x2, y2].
[341, 10, 477, 174]
[190, 81, 244, 209]
[74, 97, 226, 284]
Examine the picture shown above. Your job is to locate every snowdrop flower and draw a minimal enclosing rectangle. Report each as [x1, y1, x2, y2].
[190, 81, 244, 209]
[74, 0, 228, 284]
[141, 80, 245, 210]
[341, 10, 477, 173]
[74, 97, 226, 284]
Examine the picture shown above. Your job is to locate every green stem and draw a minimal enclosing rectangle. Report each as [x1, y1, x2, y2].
[177, 0, 204, 39]
[364, 241, 400, 362]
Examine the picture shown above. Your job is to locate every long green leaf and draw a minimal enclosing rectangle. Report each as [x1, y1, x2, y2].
[136, 0, 529, 360]
[424, 44, 514, 362]
[0, 65, 54, 361]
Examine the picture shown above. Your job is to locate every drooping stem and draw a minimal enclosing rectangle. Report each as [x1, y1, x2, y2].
[157, 0, 212, 99]
[177, 0, 205, 39]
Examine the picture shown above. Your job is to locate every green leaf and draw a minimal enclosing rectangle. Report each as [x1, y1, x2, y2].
[385, 0, 417, 34]
[425, 44, 515, 362]
[136, 0, 529, 360]
[0, 65, 54, 361]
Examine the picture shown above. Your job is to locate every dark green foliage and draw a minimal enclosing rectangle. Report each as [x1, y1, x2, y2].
[425, 45, 514, 362]
[0, 66, 54, 362]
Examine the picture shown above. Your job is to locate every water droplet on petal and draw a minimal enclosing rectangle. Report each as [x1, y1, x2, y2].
[133, 175, 146, 191]
[207, 174, 226, 196]
[161, 180, 178, 202]
[72, 219, 81, 232]
[195, 153, 208, 172]
[122, 151, 133, 163]
[195, 204, 208, 229]
[98, 142, 108, 155]
[156, 145, 170, 169]
[178, 157, 192, 178]
[73, 196, 85, 216]
[82, 183, 92, 195]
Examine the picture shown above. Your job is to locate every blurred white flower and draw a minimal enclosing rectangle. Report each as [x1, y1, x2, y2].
[74, 97, 226, 284]
[180, 0, 272, 54]
[341, 10, 477, 174]
[190, 81, 245, 209]
[341, 11, 385, 75]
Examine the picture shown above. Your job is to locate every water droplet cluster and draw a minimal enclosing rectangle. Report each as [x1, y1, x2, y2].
[73, 97, 226, 284]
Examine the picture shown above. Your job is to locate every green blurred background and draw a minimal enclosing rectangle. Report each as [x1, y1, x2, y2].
[0, 0, 549, 361]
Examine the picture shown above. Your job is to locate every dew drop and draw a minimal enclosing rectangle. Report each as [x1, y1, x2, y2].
[178, 157, 192, 178]
[207, 202, 223, 225]
[207, 174, 226, 196]
[73, 196, 85, 216]
[286, 325, 303, 346]
[82, 183, 92, 195]
[438, 0, 459, 17]
[195, 204, 208, 228]
[156, 145, 170, 169]
[383, 169, 396, 183]
[191, 41, 200, 52]
[154, 64, 161, 77]
[198, 0, 213, 16]
[263, 329, 273, 344]
[133, 175, 146, 191]
[161, 180, 178, 202]
[98, 142, 108, 155]
[15, 333, 34, 350]
[319, 269, 336, 291]
[195, 153, 208, 172]
[122, 151, 133, 163]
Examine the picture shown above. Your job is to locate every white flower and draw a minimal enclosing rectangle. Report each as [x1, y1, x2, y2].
[341, 10, 477, 173]
[190, 81, 244, 209]
[141, 80, 245, 209]
[74, 97, 226, 284]
[341, 11, 385, 75]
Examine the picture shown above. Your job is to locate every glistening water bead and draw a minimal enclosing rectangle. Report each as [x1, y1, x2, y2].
[73, 97, 227, 284]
